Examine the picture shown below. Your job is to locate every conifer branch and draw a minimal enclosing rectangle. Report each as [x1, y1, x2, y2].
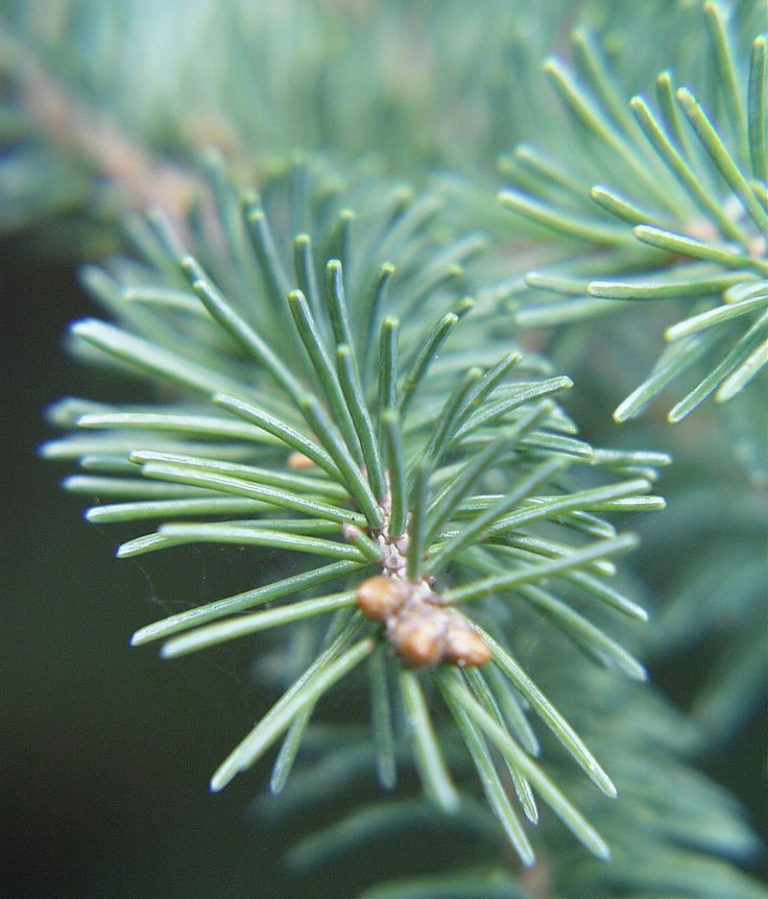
[502, 10, 767, 421]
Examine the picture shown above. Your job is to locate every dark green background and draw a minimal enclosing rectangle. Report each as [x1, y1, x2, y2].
[3, 233, 295, 897]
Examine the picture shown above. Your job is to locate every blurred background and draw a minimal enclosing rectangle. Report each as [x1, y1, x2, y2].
[3, 232, 291, 897]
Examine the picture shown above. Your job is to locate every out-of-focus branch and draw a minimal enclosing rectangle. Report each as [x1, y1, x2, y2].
[0, 28, 200, 222]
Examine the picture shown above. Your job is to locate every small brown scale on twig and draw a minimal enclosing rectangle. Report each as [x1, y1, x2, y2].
[356, 574, 492, 668]
[286, 451, 317, 471]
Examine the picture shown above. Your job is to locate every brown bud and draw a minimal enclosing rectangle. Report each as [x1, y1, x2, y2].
[286, 451, 316, 470]
[356, 575, 410, 622]
[388, 607, 446, 667]
[442, 614, 493, 667]
[358, 573, 491, 669]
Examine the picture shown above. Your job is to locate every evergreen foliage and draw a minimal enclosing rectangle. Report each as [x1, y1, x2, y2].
[3, 0, 766, 895]
[501, 5, 767, 421]
[41, 164, 668, 867]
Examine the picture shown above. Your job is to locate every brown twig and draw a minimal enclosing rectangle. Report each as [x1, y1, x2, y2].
[1, 28, 201, 224]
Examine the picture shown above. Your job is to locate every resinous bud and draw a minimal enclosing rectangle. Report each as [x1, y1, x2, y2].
[356, 575, 409, 622]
